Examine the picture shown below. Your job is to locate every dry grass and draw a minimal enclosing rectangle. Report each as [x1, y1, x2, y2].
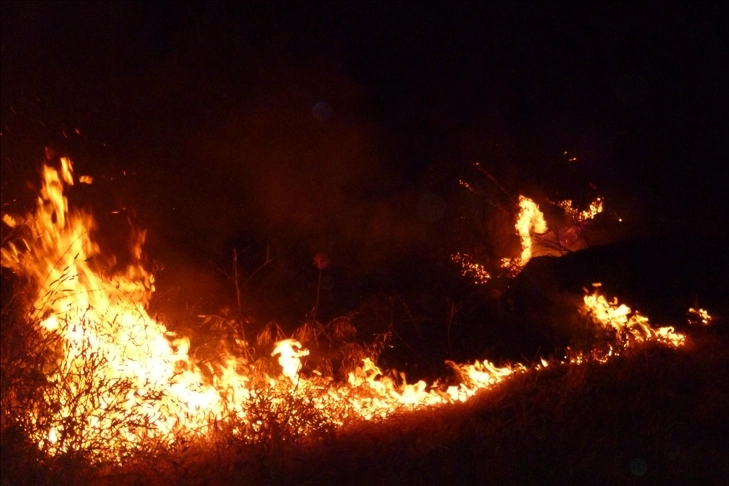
[259, 333, 729, 486]
[3, 299, 727, 486]
[2, 261, 727, 485]
[0, 267, 368, 485]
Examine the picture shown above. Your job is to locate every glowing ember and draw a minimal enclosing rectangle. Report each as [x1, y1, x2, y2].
[451, 252, 491, 284]
[0, 158, 695, 463]
[687, 307, 712, 326]
[558, 197, 604, 223]
[458, 179, 475, 192]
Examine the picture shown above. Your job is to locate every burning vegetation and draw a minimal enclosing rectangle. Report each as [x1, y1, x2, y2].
[0, 156, 725, 484]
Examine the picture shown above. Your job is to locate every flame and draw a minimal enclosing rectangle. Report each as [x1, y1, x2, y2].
[273, 339, 309, 381]
[558, 197, 603, 223]
[0, 159, 524, 459]
[452, 196, 603, 282]
[0, 159, 696, 464]
[515, 195, 548, 263]
[1, 158, 253, 459]
[450, 252, 491, 284]
[499, 195, 548, 271]
[582, 288, 686, 349]
[688, 307, 712, 326]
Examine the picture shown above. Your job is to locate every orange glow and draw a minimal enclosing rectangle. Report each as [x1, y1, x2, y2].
[0, 159, 696, 463]
[515, 195, 548, 263]
[500, 195, 548, 271]
[451, 252, 491, 283]
[582, 287, 686, 349]
[558, 197, 603, 222]
[688, 307, 712, 325]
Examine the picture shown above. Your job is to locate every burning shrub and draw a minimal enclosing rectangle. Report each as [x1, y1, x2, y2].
[0, 158, 348, 471]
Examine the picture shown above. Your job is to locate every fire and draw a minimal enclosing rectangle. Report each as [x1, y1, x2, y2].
[451, 195, 604, 281]
[582, 287, 686, 350]
[0, 158, 522, 459]
[558, 197, 604, 223]
[450, 252, 491, 284]
[515, 195, 548, 264]
[499, 195, 548, 271]
[506, 196, 603, 269]
[1, 158, 252, 459]
[0, 158, 696, 464]
[687, 307, 712, 326]
[273, 339, 309, 381]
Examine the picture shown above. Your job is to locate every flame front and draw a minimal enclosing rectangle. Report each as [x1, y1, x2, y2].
[0, 159, 694, 462]
[582, 288, 686, 352]
[1, 158, 253, 458]
[0, 159, 522, 459]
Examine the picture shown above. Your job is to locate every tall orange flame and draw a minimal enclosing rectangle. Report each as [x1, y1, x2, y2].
[499, 195, 548, 272]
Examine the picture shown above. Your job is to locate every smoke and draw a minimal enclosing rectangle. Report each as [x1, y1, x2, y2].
[183, 62, 442, 271]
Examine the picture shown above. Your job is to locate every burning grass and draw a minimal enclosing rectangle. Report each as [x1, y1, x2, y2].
[4, 319, 726, 485]
[302, 334, 728, 485]
[2, 157, 726, 485]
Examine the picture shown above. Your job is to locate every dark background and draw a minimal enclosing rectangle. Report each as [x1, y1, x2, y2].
[2, 2, 727, 363]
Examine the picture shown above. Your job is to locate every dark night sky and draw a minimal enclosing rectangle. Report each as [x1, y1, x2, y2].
[1, 2, 727, 322]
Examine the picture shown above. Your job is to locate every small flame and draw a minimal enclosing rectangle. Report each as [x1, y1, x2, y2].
[558, 197, 604, 223]
[451, 252, 491, 283]
[454, 196, 605, 282]
[515, 196, 548, 263]
[582, 287, 686, 349]
[273, 339, 309, 381]
[688, 307, 712, 326]
[2, 213, 18, 228]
